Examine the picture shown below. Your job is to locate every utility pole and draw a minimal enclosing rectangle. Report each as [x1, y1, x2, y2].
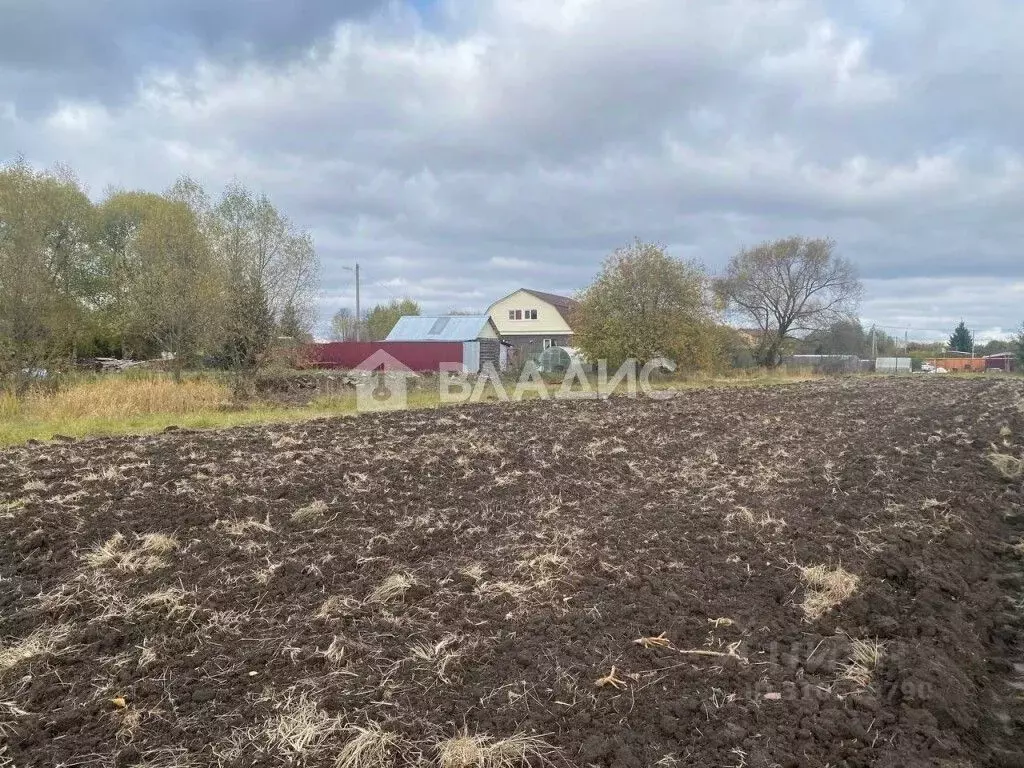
[355, 262, 361, 342]
[344, 263, 362, 341]
[870, 324, 877, 359]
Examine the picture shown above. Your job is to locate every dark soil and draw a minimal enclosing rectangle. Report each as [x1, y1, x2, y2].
[1, 377, 1023, 768]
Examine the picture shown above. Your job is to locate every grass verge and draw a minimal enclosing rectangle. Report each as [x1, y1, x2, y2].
[0, 368, 820, 448]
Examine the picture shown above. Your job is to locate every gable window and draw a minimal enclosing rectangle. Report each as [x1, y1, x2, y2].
[508, 310, 516, 320]
[514, 309, 522, 320]
[525, 309, 538, 320]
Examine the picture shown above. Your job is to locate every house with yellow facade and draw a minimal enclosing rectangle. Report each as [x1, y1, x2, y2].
[486, 288, 578, 355]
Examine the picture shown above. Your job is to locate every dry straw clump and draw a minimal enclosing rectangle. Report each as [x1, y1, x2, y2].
[83, 532, 179, 572]
[292, 499, 329, 524]
[408, 633, 468, 684]
[988, 449, 1024, 481]
[335, 723, 399, 768]
[840, 638, 886, 688]
[216, 692, 341, 764]
[367, 572, 420, 604]
[0, 624, 72, 674]
[799, 564, 860, 620]
[436, 731, 553, 768]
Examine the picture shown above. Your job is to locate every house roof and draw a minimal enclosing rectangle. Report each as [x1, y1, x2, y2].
[516, 289, 580, 324]
[386, 315, 497, 342]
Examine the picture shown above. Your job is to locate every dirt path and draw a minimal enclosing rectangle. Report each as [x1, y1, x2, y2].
[1, 377, 1022, 767]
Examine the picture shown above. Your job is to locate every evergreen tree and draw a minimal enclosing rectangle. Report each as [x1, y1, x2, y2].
[277, 302, 311, 343]
[223, 277, 274, 371]
[948, 320, 974, 353]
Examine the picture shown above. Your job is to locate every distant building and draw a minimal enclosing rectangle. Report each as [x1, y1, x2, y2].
[487, 289, 579, 355]
[984, 353, 1017, 372]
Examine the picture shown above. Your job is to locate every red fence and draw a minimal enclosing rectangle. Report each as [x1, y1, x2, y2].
[305, 342, 464, 372]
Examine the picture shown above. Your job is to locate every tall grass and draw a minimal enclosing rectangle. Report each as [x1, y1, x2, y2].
[0, 367, 823, 447]
[23, 377, 232, 420]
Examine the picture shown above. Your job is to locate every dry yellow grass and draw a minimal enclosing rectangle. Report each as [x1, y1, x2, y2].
[367, 572, 420, 604]
[17, 377, 230, 421]
[988, 449, 1024, 480]
[840, 638, 886, 688]
[799, 564, 860, 620]
[217, 691, 341, 763]
[83, 532, 179, 572]
[335, 724, 399, 768]
[0, 624, 72, 673]
[292, 499, 329, 524]
[436, 731, 553, 768]
[1, 369, 822, 448]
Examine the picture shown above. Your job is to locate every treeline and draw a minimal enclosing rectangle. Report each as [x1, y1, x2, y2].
[571, 238, 1024, 370]
[0, 159, 318, 382]
[572, 237, 864, 369]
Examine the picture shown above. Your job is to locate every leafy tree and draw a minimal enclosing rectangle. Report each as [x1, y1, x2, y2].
[0, 161, 321, 384]
[799, 321, 900, 357]
[110, 192, 221, 380]
[976, 338, 1014, 356]
[798, 320, 864, 356]
[714, 237, 862, 367]
[574, 239, 718, 369]
[211, 181, 319, 326]
[948, 320, 974, 353]
[1014, 324, 1024, 362]
[330, 307, 359, 341]
[366, 298, 420, 341]
[0, 159, 99, 382]
[203, 180, 318, 368]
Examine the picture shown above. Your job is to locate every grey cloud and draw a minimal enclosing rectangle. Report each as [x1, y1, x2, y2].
[2, 0, 1023, 338]
[0, 0, 388, 111]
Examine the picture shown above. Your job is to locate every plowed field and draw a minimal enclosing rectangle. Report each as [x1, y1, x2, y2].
[1, 377, 1022, 767]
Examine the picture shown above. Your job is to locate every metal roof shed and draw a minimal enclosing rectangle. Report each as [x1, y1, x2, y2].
[385, 315, 507, 372]
[385, 315, 499, 342]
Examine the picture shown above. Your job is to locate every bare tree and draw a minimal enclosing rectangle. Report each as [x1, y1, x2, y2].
[714, 237, 862, 367]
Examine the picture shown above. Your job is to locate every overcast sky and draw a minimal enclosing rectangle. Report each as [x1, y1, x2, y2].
[3, 0, 1022, 340]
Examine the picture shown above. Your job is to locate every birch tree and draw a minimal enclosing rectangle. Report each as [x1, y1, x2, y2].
[212, 182, 319, 342]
